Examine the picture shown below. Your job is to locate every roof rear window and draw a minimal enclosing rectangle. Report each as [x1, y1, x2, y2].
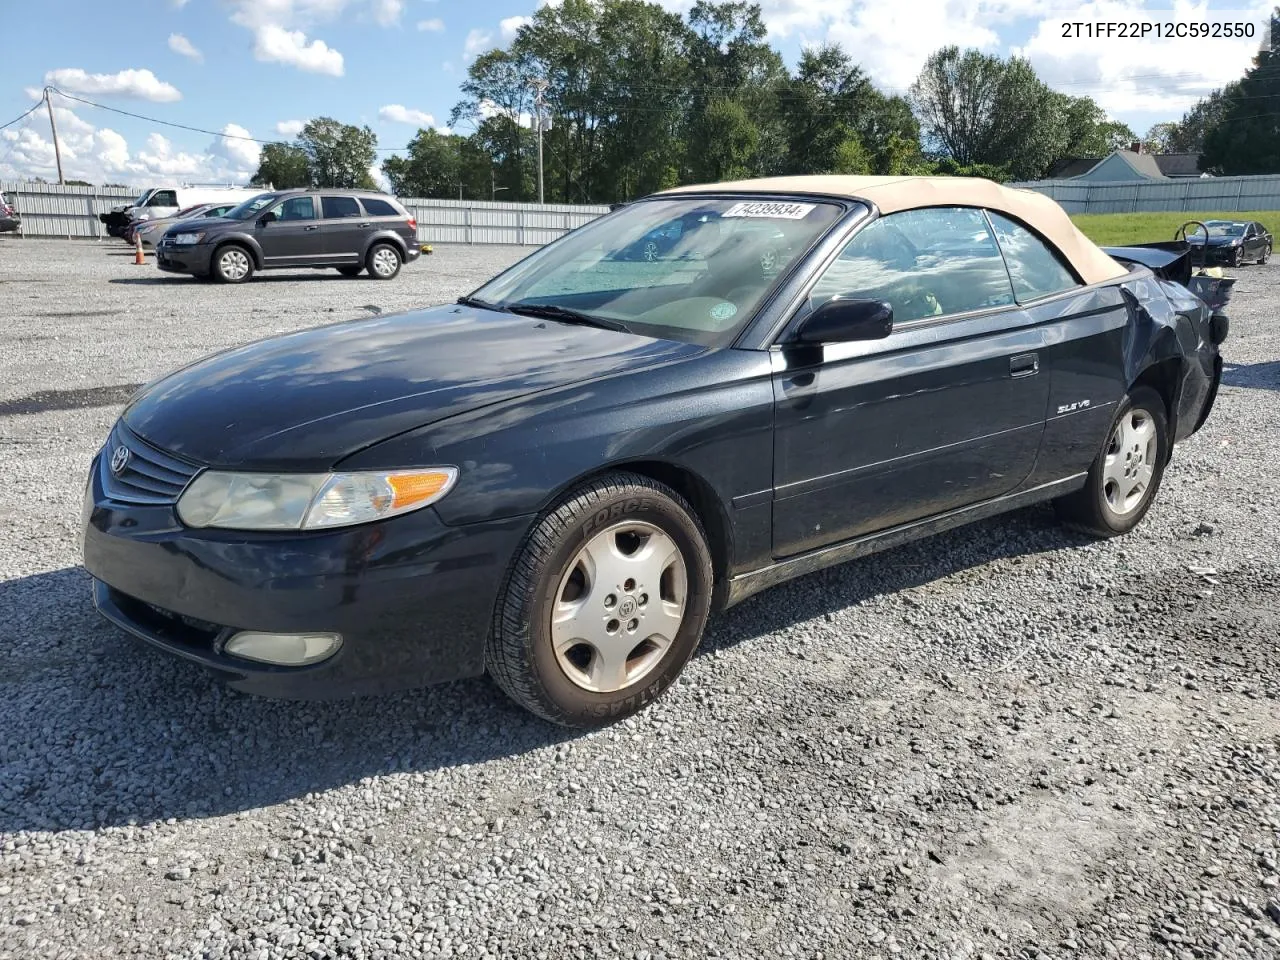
[360, 197, 400, 217]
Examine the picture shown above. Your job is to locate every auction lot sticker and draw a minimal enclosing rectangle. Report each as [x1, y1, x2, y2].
[723, 201, 817, 220]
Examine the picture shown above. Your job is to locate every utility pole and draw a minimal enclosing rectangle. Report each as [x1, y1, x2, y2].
[43, 87, 65, 185]
[527, 78, 549, 204]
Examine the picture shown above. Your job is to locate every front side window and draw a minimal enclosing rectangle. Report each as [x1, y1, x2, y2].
[224, 193, 278, 219]
[808, 206, 1015, 324]
[272, 196, 316, 221]
[469, 197, 846, 346]
[321, 196, 361, 219]
[986, 211, 1079, 302]
[148, 190, 177, 207]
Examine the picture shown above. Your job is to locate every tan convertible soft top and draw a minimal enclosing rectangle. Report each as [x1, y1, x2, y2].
[657, 175, 1128, 286]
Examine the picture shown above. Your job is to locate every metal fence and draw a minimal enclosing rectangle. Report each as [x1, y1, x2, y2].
[0, 181, 610, 244]
[1009, 174, 1280, 214]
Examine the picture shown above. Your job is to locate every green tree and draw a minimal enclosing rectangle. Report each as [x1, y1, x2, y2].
[1143, 121, 1178, 154]
[1201, 44, 1280, 174]
[910, 47, 1064, 180]
[782, 44, 875, 175]
[382, 129, 463, 198]
[692, 98, 759, 181]
[251, 143, 311, 188]
[1171, 82, 1242, 154]
[1056, 95, 1135, 157]
[297, 117, 378, 189]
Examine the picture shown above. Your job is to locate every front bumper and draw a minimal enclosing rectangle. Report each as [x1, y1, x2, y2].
[81, 443, 532, 699]
[0, 216, 19, 234]
[155, 241, 214, 275]
[1194, 244, 1244, 264]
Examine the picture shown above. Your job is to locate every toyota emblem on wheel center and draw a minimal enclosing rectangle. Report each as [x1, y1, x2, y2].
[110, 445, 131, 476]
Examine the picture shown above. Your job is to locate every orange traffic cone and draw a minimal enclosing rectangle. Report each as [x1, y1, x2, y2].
[132, 232, 146, 265]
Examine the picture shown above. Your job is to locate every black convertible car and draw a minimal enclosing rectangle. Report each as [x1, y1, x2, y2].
[82, 176, 1226, 727]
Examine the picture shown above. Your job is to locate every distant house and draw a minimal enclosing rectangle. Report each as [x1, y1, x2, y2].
[1046, 146, 1209, 182]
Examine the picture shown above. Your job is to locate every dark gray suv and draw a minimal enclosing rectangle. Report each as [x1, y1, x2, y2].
[155, 189, 422, 283]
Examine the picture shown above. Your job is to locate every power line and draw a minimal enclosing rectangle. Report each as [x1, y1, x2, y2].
[0, 100, 43, 132]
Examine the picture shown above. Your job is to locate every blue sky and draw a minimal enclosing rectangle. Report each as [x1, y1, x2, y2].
[1, 0, 1271, 186]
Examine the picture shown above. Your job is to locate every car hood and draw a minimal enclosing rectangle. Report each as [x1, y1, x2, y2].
[1192, 236, 1242, 246]
[122, 304, 705, 469]
[162, 216, 234, 235]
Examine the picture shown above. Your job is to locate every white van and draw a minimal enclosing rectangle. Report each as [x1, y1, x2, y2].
[101, 184, 264, 236]
[125, 185, 263, 221]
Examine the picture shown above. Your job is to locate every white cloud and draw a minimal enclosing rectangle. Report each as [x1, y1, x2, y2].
[369, 163, 391, 191]
[44, 67, 182, 103]
[478, 98, 533, 129]
[252, 24, 345, 75]
[208, 123, 262, 171]
[170, 0, 191, 7]
[500, 15, 531, 39]
[379, 104, 437, 126]
[228, 1, 347, 76]
[0, 107, 260, 186]
[371, 0, 402, 27]
[276, 119, 305, 137]
[464, 28, 492, 60]
[1013, 0, 1268, 115]
[168, 33, 203, 62]
[417, 17, 444, 31]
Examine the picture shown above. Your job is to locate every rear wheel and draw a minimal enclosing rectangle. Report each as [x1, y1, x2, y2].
[487, 473, 713, 728]
[367, 243, 402, 280]
[1054, 386, 1168, 538]
[212, 244, 254, 284]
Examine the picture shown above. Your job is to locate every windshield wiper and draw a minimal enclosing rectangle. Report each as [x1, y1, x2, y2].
[506, 303, 632, 333]
[457, 295, 510, 312]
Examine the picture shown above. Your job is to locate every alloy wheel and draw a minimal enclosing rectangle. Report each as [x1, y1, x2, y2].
[1102, 408, 1157, 515]
[550, 521, 687, 693]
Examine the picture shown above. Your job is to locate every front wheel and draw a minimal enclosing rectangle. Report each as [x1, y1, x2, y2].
[212, 245, 254, 284]
[366, 243, 402, 280]
[1054, 386, 1169, 538]
[487, 473, 714, 727]
[1260, 245, 1270, 265]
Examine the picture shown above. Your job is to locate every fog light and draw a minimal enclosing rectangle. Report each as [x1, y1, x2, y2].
[224, 631, 342, 666]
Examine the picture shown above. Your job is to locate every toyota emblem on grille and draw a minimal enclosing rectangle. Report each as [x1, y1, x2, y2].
[110, 445, 131, 475]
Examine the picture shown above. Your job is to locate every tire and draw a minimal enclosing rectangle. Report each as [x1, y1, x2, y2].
[1229, 247, 1241, 268]
[1260, 245, 1270, 265]
[1054, 386, 1169, 538]
[487, 473, 714, 728]
[366, 243, 402, 280]
[212, 244, 254, 284]
[338, 266, 363, 277]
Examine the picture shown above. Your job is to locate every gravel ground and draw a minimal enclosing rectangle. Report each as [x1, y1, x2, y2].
[1, 238, 1279, 960]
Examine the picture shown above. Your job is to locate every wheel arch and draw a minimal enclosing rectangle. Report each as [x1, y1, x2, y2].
[362, 231, 408, 261]
[1129, 357, 1182, 459]
[538, 459, 734, 599]
[211, 235, 263, 269]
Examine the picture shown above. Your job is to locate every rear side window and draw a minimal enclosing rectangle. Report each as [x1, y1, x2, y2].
[986, 211, 1079, 301]
[809, 206, 1015, 323]
[360, 197, 400, 217]
[321, 196, 362, 219]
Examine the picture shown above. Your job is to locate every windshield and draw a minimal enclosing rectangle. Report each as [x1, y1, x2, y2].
[1199, 221, 1247, 237]
[469, 197, 846, 345]
[224, 193, 280, 220]
[132, 190, 152, 207]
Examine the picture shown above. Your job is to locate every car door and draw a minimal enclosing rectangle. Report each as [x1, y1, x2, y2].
[770, 206, 1050, 559]
[319, 195, 368, 264]
[256, 195, 322, 265]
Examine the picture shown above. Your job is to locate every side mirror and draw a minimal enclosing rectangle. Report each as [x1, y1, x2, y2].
[257, 211, 277, 226]
[790, 297, 893, 344]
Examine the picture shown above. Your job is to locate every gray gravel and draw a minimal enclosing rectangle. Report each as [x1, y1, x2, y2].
[1, 237, 1279, 960]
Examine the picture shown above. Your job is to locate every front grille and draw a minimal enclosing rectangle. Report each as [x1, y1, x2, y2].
[101, 424, 201, 505]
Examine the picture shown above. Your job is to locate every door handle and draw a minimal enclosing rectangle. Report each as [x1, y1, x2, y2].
[358, 222, 372, 227]
[304, 225, 320, 231]
[1010, 353, 1039, 377]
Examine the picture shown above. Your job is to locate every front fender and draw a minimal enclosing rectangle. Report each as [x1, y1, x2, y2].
[211, 232, 266, 268]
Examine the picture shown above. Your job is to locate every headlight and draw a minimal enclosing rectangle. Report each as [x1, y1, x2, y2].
[173, 232, 204, 245]
[176, 468, 458, 531]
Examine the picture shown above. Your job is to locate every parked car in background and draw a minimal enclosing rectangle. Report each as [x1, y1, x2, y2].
[83, 175, 1226, 727]
[0, 192, 19, 234]
[154, 189, 420, 282]
[129, 202, 239, 248]
[100, 185, 261, 237]
[1189, 219, 1271, 266]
